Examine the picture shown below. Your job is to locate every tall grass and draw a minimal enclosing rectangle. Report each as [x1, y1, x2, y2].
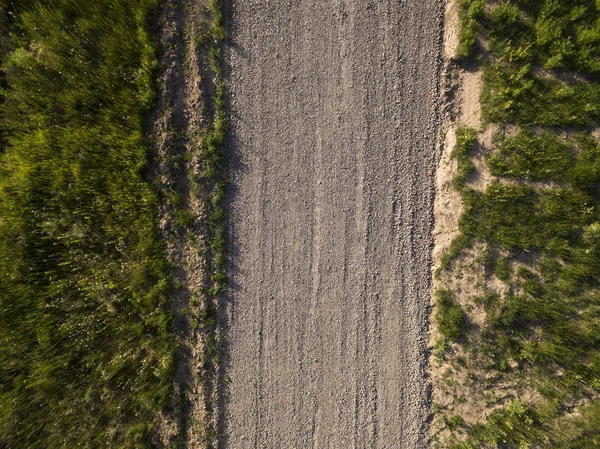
[0, 1, 176, 447]
[439, 0, 600, 447]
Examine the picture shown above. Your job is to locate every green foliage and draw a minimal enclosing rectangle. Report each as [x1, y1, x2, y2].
[492, 257, 511, 282]
[481, 0, 600, 128]
[433, 338, 450, 363]
[435, 289, 465, 341]
[488, 129, 574, 181]
[489, 129, 600, 187]
[452, 127, 478, 191]
[552, 400, 600, 448]
[443, 0, 600, 446]
[439, 232, 473, 272]
[459, 182, 591, 251]
[465, 400, 547, 447]
[482, 62, 600, 126]
[486, 0, 600, 74]
[455, 0, 486, 60]
[0, 1, 175, 447]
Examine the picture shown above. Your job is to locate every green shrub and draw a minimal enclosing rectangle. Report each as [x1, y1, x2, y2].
[455, 0, 486, 60]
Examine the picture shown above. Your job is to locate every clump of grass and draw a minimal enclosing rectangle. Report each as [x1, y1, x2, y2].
[482, 62, 600, 127]
[444, 414, 465, 432]
[488, 129, 574, 181]
[452, 127, 478, 191]
[492, 257, 511, 282]
[433, 338, 451, 363]
[455, 0, 486, 61]
[435, 289, 465, 342]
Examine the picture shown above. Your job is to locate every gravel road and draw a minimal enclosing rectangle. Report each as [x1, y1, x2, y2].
[224, 1, 444, 447]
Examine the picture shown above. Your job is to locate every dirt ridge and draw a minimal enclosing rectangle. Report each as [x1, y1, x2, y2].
[148, 0, 222, 446]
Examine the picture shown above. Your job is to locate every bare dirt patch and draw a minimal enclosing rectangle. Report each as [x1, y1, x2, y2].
[223, 0, 445, 447]
[444, 0, 460, 59]
[432, 128, 463, 269]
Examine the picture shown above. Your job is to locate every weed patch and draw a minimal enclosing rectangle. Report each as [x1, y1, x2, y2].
[436, 0, 600, 447]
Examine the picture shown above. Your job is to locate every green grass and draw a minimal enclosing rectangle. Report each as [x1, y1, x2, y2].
[203, 1, 228, 444]
[455, 0, 486, 61]
[0, 1, 177, 447]
[438, 1, 600, 447]
[435, 289, 465, 342]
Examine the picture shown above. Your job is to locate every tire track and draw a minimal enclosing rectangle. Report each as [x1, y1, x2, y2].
[224, 1, 444, 447]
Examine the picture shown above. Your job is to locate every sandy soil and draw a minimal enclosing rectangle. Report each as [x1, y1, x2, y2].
[223, 1, 444, 447]
[429, 1, 499, 444]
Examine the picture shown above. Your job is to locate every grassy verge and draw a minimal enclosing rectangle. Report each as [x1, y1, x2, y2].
[195, 0, 229, 445]
[0, 1, 176, 447]
[204, 0, 228, 300]
[436, 1, 600, 448]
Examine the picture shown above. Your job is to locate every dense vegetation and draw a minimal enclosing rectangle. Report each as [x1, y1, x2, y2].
[0, 1, 178, 447]
[437, 1, 600, 448]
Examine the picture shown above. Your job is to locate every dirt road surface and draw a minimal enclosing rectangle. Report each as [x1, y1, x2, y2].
[224, 1, 444, 447]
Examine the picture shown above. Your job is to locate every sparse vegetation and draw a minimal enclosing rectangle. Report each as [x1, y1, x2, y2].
[438, 127, 477, 272]
[452, 127, 478, 191]
[437, 0, 600, 447]
[195, 0, 229, 444]
[204, 0, 228, 300]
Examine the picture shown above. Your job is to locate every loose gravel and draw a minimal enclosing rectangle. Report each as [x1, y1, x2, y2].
[223, 1, 444, 447]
